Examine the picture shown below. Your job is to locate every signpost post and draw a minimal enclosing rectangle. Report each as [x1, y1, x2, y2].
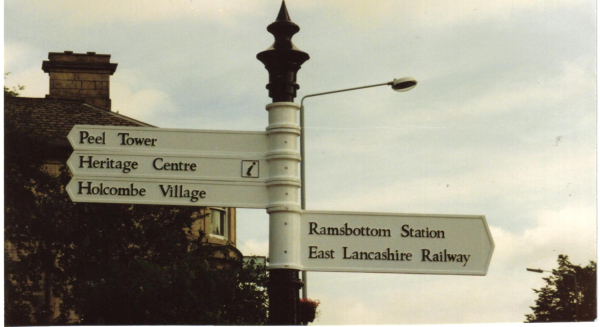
[64, 2, 495, 325]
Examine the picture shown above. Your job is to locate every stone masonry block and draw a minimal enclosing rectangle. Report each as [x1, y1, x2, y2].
[95, 82, 109, 90]
[52, 89, 81, 98]
[48, 54, 78, 62]
[81, 81, 96, 89]
[85, 97, 108, 108]
[77, 55, 110, 64]
[81, 89, 109, 98]
[52, 80, 82, 89]
[74, 73, 109, 82]
[50, 72, 75, 80]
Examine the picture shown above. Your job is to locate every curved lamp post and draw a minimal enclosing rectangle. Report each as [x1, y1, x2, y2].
[526, 268, 579, 321]
[300, 77, 417, 208]
[299, 77, 418, 298]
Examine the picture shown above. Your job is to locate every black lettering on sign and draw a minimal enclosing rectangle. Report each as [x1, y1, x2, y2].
[308, 246, 335, 259]
[421, 249, 471, 266]
[79, 131, 106, 145]
[77, 181, 146, 196]
[79, 155, 139, 173]
[401, 224, 445, 238]
[342, 247, 412, 261]
[159, 184, 207, 203]
[307, 222, 390, 237]
[153, 158, 197, 171]
[118, 133, 158, 146]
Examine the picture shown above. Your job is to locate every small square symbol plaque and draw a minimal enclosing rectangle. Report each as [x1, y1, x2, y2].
[241, 160, 259, 178]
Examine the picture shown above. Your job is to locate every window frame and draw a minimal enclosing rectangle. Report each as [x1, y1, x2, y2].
[209, 207, 228, 240]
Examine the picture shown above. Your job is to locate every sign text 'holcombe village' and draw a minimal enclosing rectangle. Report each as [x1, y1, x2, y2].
[306, 222, 471, 266]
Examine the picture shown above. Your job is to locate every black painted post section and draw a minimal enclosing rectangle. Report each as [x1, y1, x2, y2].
[257, 1, 309, 325]
[267, 270, 304, 325]
[257, 1, 309, 103]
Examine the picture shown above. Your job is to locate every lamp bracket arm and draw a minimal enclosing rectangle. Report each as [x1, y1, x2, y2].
[300, 81, 392, 107]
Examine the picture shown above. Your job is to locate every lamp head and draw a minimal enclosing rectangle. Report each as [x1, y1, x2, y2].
[391, 77, 417, 92]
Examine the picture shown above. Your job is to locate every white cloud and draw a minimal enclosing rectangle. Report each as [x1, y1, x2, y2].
[4, 68, 48, 98]
[492, 205, 597, 268]
[4, 42, 38, 70]
[299, 0, 593, 29]
[315, 294, 382, 325]
[426, 57, 596, 121]
[9, 0, 590, 29]
[4, 42, 49, 97]
[111, 71, 178, 123]
[238, 239, 269, 257]
[8, 0, 266, 25]
[307, 125, 595, 216]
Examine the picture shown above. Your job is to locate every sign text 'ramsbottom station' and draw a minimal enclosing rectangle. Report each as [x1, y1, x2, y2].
[307, 222, 469, 265]
[300, 211, 494, 275]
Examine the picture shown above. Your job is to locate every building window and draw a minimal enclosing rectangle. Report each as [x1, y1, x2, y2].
[210, 208, 228, 239]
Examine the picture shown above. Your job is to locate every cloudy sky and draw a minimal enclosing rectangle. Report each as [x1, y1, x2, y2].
[4, 0, 597, 324]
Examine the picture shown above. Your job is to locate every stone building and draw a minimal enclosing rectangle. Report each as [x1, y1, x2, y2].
[5, 51, 240, 322]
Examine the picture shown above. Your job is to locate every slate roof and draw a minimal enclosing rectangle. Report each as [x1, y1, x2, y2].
[4, 97, 153, 149]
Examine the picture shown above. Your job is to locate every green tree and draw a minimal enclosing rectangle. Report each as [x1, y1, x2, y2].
[4, 123, 268, 325]
[526, 255, 596, 322]
[4, 72, 25, 97]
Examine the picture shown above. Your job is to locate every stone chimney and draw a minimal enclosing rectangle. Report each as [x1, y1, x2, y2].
[42, 51, 117, 111]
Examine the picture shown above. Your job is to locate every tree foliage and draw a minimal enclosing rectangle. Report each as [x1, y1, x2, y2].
[4, 123, 268, 325]
[526, 255, 596, 322]
[4, 72, 25, 97]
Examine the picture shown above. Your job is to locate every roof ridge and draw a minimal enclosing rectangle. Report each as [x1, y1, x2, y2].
[6, 97, 155, 128]
[81, 103, 155, 127]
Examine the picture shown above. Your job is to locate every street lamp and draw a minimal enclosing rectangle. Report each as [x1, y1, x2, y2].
[299, 77, 418, 298]
[299, 77, 417, 209]
[526, 267, 579, 321]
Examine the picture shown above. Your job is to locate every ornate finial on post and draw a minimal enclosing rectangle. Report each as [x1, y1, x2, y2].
[257, 0, 310, 103]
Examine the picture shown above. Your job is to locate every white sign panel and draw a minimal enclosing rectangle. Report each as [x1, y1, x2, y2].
[300, 211, 494, 275]
[67, 151, 268, 183]
[66, 177, 268, 208]
[67, 125, 269, 154]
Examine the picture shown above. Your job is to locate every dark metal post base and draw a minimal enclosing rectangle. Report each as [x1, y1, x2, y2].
[267, 269, 304, 325]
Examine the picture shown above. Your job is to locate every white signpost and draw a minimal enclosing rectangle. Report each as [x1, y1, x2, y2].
[67, 151, 267, 182]
[300, 211, 494, 275]
[67, 125, 269, 154]
[65, 122, 494, 274]
[66, 125, 271, 208]
[66, 177, 269, 208]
